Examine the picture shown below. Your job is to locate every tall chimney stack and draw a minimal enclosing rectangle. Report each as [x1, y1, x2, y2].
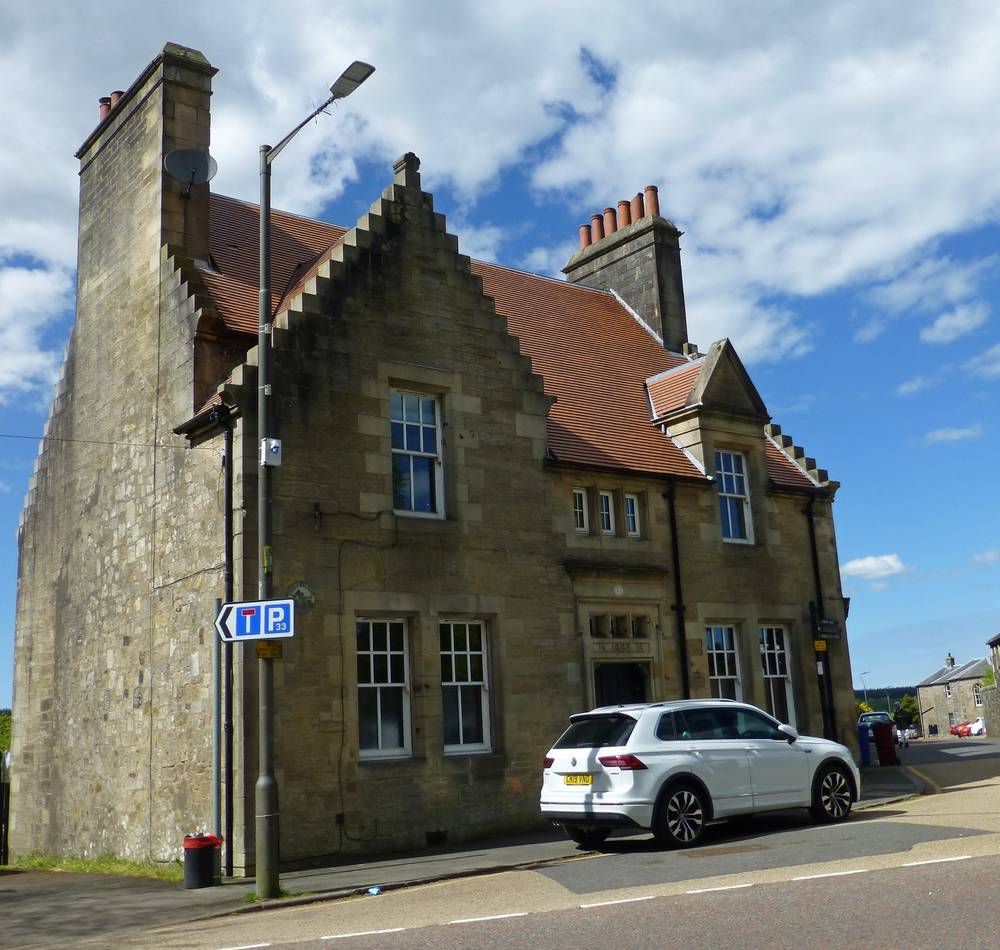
[562, 183, 688, 351]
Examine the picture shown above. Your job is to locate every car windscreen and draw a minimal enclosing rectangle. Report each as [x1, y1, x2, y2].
[554, 715, 637, 749]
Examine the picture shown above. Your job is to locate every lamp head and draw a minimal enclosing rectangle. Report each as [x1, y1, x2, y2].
[330, 61, 375, 100]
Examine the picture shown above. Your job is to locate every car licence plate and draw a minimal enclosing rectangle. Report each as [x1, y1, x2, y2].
[564, 774, 592, 786]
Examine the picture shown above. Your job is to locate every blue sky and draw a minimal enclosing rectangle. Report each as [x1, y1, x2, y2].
[2, 1, 999, 708]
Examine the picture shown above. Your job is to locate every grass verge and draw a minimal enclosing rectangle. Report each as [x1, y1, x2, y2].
[14, 853, 184, 883]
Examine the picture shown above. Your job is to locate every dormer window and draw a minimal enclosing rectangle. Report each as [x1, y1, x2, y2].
[715, 450, 753, 543]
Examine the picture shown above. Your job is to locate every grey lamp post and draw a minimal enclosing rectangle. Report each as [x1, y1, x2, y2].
[256, 59, 374, 899]
[860, 671, 870, 707]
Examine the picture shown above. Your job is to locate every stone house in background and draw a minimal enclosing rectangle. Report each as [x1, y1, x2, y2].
[916, 653, 990, 736]
[981, 632, 1000, 737]
[10, 43, 856, 874]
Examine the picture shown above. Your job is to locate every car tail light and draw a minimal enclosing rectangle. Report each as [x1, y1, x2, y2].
[543, 756, 554, 769]
[598, 754, 647, 770]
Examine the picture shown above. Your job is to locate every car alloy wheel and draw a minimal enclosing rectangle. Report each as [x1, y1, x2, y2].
[655, 783, 707, 848]
[811, 765, 853, 823]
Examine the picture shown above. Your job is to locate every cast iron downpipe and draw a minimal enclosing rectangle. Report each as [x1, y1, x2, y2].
[664, 481, 691, 699]
[805, 495, 837, 740]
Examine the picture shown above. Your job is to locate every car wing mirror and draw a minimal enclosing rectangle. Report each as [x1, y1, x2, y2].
[778, 723, 799, 743]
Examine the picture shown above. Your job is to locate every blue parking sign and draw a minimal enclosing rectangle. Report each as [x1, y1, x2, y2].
[216, 598, 295, 642]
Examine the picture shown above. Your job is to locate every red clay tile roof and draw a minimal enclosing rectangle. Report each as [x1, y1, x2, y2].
[202, 192, 819, 489]
[471, 262, 698, 477]
[765, 438, 817, 490]
[646, 359, 705, 418]
[203, 194, 345, 334]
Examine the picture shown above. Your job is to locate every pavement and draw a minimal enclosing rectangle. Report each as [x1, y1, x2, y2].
[0, 764, 926, 949]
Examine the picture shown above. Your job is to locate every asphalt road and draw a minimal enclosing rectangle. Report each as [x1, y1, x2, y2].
[80, 737, 1000, 950]
[295, 853, 1000, 949]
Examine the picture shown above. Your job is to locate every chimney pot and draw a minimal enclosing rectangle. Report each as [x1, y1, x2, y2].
[590, 213, 605, 243]
[110, 90, 125, 108]
[99, 96, 112, 121]
[603, 207, 617, 236]
[630, 192, 644, 221]
[617, 200, 632, 228]
[643, 184, 660, 218]
[578, 224, 592, 249]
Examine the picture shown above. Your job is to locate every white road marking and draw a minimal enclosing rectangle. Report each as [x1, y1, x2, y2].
[217, 944, 272, 950]
[449, 913, 528, 924]
[901, 855, 973, 867]
[580, 895, 656, 908]
[686, 883, 754, 894]
[792, 868, 868, 881]
[322, 929, 406, 940]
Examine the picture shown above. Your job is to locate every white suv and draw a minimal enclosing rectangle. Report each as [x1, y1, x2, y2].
[541, 699, 860, 849]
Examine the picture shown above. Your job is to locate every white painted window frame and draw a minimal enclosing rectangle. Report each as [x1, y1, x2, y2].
[572, 488, 589, 533]
[624, 493, 641, 537]
[758, 625, 796, 727]
[390, 389, 445, 519]
[974, 682, 983, 707]
[598, 491, 615, 535]
[705, 624, 743, 701]
[440, 620, 492, 754]
[714, 449, 754, 544]
[357, 618, 412, 760]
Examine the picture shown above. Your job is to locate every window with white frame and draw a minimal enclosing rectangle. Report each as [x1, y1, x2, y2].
[624, 493, 641, 537]
[357, 619, 411, 758]
[440, 620, 491, 752]
[945, 681, 952, 698]
[706, 625, 742, 700]
[974, 682, 983, 706]
[759, 626, 794, 725]
[391, 390, 443, 516]
[598, 491, 615, 535]
[714, 450, 752, 542]
[572, 488, 589, 533]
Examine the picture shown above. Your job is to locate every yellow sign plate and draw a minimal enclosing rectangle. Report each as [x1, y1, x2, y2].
[814, 640, 827, 652]
[564, 774, 593, 786]
[256, 641, 284, 660]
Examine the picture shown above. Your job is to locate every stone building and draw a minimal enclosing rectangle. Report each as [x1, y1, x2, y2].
[980, 632, 999, 737]
[916, 653, 990, 737]
[10, 43, 857, 874]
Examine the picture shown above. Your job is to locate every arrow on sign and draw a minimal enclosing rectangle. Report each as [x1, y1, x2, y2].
[215, 598, 295, 642]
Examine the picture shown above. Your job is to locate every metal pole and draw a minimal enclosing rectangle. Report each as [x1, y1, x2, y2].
[213, 598, 222, 842]
[256, 143, 279, 899]
[223, 422, 234, 878]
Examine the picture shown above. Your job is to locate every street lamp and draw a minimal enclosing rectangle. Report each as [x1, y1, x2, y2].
[256, 59, 374, 899]
[859, 670, 871, 707]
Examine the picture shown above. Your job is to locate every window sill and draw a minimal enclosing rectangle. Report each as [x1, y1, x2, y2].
[721, 537, 755, 545]
[358, 752, 414, 764]
[444, 747, 493, 757]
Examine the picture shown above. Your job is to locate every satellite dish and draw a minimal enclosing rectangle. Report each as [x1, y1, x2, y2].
[163, 149, 218, 195]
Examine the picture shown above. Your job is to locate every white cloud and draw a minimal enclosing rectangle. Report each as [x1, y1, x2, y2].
[896, 375, 930, 396]
[842, 553, 907, 580]
[4, 0, 1000, 388]
[973, 549, 1000, 566]
[919, 302, 989, 344]
[924, 424, 983, 444]
[965, 342, 1000, 379]
[0, 265, 72, 405]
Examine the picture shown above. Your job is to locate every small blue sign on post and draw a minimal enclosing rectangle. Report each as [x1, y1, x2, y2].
[215, 598, 295, 642]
